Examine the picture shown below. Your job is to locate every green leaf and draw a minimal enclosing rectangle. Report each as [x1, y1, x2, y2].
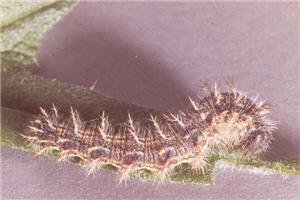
[0, 0, 78, 70]
[1, 68, 156, 122]
[0, 107, 32, 150]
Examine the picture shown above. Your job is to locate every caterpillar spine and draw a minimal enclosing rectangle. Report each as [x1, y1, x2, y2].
[22, 81, 276, 183]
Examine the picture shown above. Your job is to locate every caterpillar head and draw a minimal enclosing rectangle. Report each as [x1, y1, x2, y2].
[196, 81, 277, 157]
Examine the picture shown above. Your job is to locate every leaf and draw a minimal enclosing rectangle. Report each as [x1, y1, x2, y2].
[0, 107, 32, 150]
[1, 68, 156, 122]
[0, 0, 78, 70]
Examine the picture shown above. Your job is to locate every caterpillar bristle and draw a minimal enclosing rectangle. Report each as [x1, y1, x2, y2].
[22, 81, 277, 183]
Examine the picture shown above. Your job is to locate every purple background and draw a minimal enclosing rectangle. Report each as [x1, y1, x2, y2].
[2, 2, 299, 199]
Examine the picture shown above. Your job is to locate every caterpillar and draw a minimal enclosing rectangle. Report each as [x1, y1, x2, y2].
[22, 81, 276, 183]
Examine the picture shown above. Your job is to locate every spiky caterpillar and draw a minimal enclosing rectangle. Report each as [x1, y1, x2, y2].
[22, 81, 276, 183]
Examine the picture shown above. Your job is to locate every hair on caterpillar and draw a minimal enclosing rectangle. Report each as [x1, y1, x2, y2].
[22, 81, 276, 183]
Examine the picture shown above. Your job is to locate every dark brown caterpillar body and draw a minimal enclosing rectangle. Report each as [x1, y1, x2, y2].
[22, 81, 276, 182]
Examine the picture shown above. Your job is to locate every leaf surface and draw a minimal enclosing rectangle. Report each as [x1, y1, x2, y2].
[0, 0, 77, 69]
